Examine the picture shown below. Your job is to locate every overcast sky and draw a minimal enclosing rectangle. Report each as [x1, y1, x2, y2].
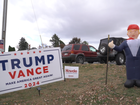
[0, 0, 140, 51]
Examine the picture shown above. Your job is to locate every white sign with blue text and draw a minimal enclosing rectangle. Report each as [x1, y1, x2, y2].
[0, 47, 64, 95]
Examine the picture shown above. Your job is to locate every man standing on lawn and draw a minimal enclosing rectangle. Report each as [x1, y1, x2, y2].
[108, 24, 140, 88]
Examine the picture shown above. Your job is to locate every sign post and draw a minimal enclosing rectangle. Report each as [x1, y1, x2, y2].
[105, 35, 110, 85]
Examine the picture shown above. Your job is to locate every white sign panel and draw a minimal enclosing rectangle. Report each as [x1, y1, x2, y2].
[0, 40, 4, 52]
[0, 47, 64, 95]
[65, 66, 79, 78]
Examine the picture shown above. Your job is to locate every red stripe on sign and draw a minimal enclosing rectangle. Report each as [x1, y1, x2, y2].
[0, 45, 4, 49]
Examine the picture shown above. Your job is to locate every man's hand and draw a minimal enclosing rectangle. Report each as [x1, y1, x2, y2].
[108, 41, 115, 48]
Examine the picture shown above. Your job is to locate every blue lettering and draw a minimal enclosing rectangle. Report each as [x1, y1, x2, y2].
[11, 59, 21, 69]
[35, 56, 45, 66]
[47, 55, 54, 64]
[0, 60, 8, 71]
[23, 57, 32, 67]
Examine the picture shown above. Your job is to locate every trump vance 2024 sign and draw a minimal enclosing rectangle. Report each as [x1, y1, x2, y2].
[0, 47, 64, 95]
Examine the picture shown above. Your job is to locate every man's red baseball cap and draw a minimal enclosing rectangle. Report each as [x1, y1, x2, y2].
[127, 24, 139, 30]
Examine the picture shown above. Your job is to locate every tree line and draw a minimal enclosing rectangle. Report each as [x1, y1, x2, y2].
[8, 34, 88, 52]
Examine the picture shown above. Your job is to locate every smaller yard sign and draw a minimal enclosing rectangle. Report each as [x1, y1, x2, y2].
[0, 40, 4, 52]
[65, 66, 79, 78]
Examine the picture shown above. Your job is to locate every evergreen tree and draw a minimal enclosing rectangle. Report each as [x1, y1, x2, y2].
[60, 40, 65, 49]
[18, 37, 28, 51]
[8, 46, 15, 52]
[82, 41, 88, 45]
[50, 34, 60, 47]
[50, 34, 65, 48]
[69, 37, 81, 44]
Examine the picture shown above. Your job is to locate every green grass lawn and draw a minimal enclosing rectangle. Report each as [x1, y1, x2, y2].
[0, 63, 140, 105]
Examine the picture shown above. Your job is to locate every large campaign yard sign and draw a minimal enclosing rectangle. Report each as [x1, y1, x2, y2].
[0, 47, 64, 95]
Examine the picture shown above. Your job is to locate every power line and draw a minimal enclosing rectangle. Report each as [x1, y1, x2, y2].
[30, 0, 41, 36]
[30, 0, 43, 47]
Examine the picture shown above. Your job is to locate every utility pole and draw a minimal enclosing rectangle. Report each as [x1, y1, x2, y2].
[1, 0, 8, 52]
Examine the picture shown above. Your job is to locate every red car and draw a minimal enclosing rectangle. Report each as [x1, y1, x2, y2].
[62, 44, 99, 64]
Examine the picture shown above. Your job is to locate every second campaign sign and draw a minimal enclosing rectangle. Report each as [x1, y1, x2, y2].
[0, 47, 64, 95]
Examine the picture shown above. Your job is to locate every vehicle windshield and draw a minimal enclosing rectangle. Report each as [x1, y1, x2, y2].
[62, 45, 72, 51]
[98, 38, 113, 50]
[89, 46, 96, 52]
[100, 39, 113, 44]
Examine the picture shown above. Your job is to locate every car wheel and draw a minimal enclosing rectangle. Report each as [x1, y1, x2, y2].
[69, 61, 73, 63]
[116, 53, 125, 65]
[65, 60, 69, 63]
[99, 58, 106, 64]
[76, 56, 84, 64]
[88, 61, 93, 64]
[99, 44, 110, 55]
[99, 61, 104, 64]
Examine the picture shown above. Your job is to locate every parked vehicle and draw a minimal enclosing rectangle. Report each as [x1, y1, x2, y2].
[62, 44, 99, 64]
[98, 37, 126, 65]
